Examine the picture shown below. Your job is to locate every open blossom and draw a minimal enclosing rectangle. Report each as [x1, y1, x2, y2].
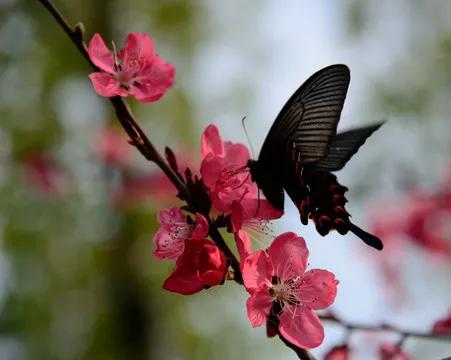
[379, 343, 410, 360]
[200, 124, 257, 213]
[324, 344, 350, 360]
[87, 33, 174, 103]
[153, 207, 208, 260]
[242, 232, 338, 349]
[231, 198, 283, 260]
[432, 312, 451, 335]
[163, 238, 227, 295]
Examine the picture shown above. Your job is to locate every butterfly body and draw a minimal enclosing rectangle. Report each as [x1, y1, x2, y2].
[248, 64, 384, 250]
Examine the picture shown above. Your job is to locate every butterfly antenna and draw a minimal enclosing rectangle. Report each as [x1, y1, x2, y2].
[241, 116, 256, 158]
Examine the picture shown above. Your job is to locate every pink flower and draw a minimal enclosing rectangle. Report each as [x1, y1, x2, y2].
[87, 33, 174, 103]
[432, 312, 451, 335]
[231, 198, 283, 260]
[163, 238, 227, 295]
[324, 344, 350, 360]
[200, 124, 257, 213]
[95, 126, 130, 167]
[153, 207, 209, 260]
[242, 232, 339, 349]
[379, 343, 410, 360]
[22, 153, 68, 195]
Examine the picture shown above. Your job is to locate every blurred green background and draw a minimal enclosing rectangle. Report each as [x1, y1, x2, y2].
[1, 1, 451, 359]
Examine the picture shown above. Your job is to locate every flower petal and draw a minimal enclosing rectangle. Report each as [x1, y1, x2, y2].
[88, 34, 115, 72]
[129, 57, 175, 103]
[157, 207, 185, 226]
[268, 232, 308, 282]
[297, 269, 339, 310]
[246, 288, 273, 327]
[235, 230, 252, 263]
[199, 154, 225, 189]
[231, 201, 245, 232]
[232, 198, 283, 232]
[192, 213, 209, 239]
[162, 239, 204, 295]
[120, 32, 155, 63]
[153, 227, 184, 260]
[198, 241, 227, 286]
[279, 307, 324, 349]
[201, 124, 224, 157]
[242, 199, 283, 222]
[223, 141, 250, 166]
[162, 268, 204, 295]
[89, 72, 127, 98]
[242, 250, 273, 292]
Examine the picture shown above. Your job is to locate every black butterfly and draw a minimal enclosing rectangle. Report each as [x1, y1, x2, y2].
[248, 64, 384, 250]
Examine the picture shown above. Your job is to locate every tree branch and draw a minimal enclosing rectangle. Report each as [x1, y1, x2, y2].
[35, 0, 243, 281]
[320, 314, 451, 343]
[36, 0, 189, 201]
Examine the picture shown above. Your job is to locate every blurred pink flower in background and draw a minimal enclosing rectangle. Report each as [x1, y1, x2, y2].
[95, 126, 130, 167]
[88, 33, 175, 103]
[22, 153, 68, 195]
[153, 207, 208, 260]
[432, 311, 451, 335]
[324, 344, 350, 360]
[369, 183, 451, 304]
[379, 343, 410, 360]
[114, 172, 177, 207]
[200, 124, 256, 213]
[242, 232, 338, 349]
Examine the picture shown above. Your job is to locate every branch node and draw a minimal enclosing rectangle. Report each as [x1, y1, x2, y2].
[74, 22, 85, 40]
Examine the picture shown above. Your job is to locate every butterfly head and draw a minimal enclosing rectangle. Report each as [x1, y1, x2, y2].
[247, 159, 260, 184]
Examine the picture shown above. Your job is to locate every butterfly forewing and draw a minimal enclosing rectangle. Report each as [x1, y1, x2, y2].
[289, 65, 350, 164]
[258, 64, 350, 167]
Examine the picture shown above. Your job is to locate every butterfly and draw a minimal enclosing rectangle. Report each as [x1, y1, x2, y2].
[248, 64, 384, 250]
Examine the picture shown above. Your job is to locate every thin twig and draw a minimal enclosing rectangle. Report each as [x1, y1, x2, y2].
[36, 0, 189, 201]
[320, 314, 451, 343]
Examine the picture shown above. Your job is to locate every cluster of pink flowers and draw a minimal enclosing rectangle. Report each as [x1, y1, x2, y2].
[153, 124, 339, 349]
[87, 32, 340, 351]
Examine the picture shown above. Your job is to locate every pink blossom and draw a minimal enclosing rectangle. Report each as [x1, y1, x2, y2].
[200, 124, 257, 213]
[87, 33, 174, 103]
[115, 172, 177, 207]
[95, 126, 130, 167]
[242, 232, 339, 349]
[163, 238, 227, 295]
[324, 344, 350, 360]
[432, 312, 451, 335]
[379, 343, 410, 360]
[22, 153, 68, 195]
[153, 207, 209, 260]
[231, 198, 283, 260]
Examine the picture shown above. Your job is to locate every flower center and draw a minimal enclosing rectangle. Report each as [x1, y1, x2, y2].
[270, 276, 302, 309]
[169, 222, 195, 241]
[246, 218, 271, 235]
[217, 166, 250, 191]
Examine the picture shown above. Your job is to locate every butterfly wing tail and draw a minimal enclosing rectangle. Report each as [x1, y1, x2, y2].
[348, 222, 383, 250]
